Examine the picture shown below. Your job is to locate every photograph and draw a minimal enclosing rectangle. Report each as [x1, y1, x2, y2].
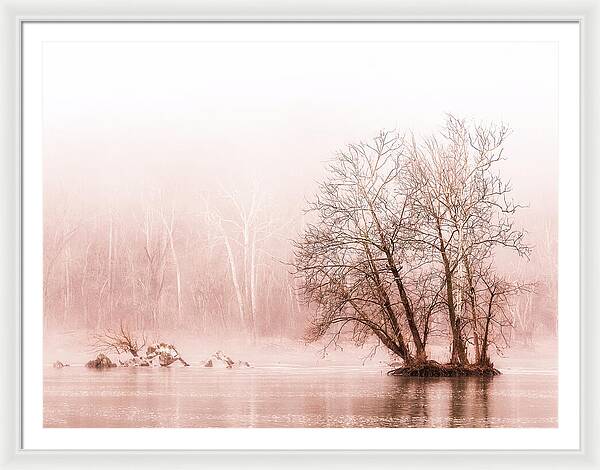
[37, 22, 564, 431]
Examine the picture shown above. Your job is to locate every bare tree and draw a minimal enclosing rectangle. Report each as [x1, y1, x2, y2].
[402, 115, 529, 364]
[475, 266, 532, 366]
[136, 199, 169, 330]
[43, 200, 81, 327]
[293, 131, 425, 364]
[43, 182, 309, 339]
[203, 183, 285, 340]
[91, 321, 148, 358]
[160, 203, 183, 325]
[293, 117, 530, 368]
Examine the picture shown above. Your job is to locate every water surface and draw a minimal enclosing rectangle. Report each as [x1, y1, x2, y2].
[44, 365, 557, 428]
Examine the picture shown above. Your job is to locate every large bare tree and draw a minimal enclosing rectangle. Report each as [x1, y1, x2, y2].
[293, 131, 427, 364]
[293, 116, 530, 368]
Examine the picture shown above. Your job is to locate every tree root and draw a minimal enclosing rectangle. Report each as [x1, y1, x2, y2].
[387, 360, 500, 377]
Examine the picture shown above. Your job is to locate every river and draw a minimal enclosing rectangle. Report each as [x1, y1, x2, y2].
[43, 365, 557, 428]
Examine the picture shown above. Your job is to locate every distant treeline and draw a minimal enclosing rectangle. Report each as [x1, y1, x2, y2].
[43, 183, 308, 337]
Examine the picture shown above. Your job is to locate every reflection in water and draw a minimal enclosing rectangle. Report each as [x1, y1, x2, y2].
[446, 377, 492, 428]
[381, 377, 431, 427]
[44, 366, 557, 428]
[381, 376, 497, 428]
[448, 378, 467, 427]
[477, 378, 491, 427]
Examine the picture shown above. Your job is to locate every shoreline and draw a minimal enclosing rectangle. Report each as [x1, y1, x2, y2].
[387, 361, 501, 377]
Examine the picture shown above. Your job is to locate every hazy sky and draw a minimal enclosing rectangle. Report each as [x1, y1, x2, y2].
[43, 37, 558, 239]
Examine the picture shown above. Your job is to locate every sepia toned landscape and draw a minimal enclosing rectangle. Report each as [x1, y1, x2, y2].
[43, 37, 558, 428]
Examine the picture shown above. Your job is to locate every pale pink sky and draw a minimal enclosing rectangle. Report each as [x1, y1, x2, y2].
[43, 38, 558, 261]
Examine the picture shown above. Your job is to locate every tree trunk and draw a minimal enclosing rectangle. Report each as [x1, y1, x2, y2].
[364, 194, 426, 360]
[479, 291, 495, 366]
[81, 242, 91, 328]
[384, 251, 426, 360]
[162, 207, 183, 325]
[242, 221, 250, 326]
[463, 258, 481, 363]
[63, 245, 70, 326]
[249, 232, 258, 342]
[437, 222, 468, 365]
[107, 212, 114, 325]
[223, 234, 245, 328]
[362, 242, 413, 363]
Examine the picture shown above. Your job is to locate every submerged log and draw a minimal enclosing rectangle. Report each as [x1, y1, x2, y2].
[85, 353, 117, 369]
[387, 360, 500, 377]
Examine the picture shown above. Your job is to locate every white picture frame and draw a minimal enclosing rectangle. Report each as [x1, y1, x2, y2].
[1, 0, 598, 468]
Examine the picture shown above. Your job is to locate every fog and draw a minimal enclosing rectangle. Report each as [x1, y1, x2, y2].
[42, 37, 558, 366]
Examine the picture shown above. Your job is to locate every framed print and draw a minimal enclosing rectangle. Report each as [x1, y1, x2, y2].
[1, 1, 599, 469]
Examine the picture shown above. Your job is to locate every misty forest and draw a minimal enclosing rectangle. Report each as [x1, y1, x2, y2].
[45, 116, 555, 371]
